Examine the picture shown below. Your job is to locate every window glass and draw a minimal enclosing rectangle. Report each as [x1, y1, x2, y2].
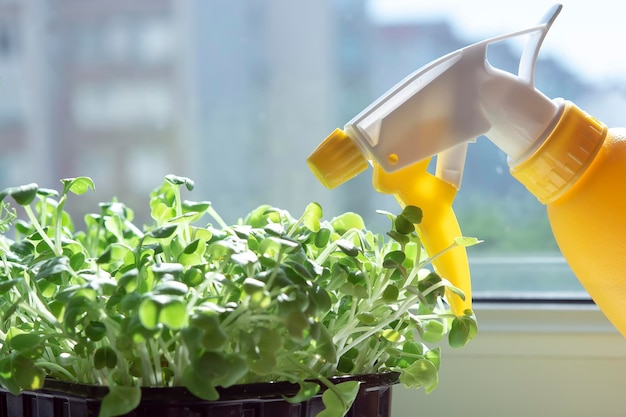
[1, 0, 622, 298]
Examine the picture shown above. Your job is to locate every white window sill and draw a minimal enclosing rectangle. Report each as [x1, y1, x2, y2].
[392, 302, 626, 417]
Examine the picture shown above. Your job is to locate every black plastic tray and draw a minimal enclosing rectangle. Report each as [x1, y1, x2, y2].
[0, 372, 399, 417]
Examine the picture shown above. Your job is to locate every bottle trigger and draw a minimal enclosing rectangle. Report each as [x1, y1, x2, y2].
[372, 160, 472, 315]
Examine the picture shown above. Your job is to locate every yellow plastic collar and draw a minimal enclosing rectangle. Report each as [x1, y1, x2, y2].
[306, 129, 368, 189]
[510, 101, 607, 204]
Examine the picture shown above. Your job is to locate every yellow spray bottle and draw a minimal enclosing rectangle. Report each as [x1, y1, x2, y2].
[308, 4, 626, 336]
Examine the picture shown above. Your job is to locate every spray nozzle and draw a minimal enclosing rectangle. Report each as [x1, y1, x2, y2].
[307, 4, 564, 315]
[308, 3, 563, 189]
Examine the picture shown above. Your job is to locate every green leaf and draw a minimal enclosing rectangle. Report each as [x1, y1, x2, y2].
[188, 352, 248, 390]
[152, 262, 184, 278]
[312, 322, 337, 363]
[394, 214, 415, 235]
[382, 284, 399, 302]
[148, 224, 178, 239]
[425, 347, 441, 370]
[421, 320, 445, 343]
[199, 317, 228, 352]
[230, 250, 258, 266]
[138, 298, 159, 330]
[401, 206, 423, 224]
[330, 212, 365, 234]
[314, 227, 331, 248]
[0, 279, 20, 294]
[183, 267, 204, 287]
[449, 316, 478, 348]
[382, 250, 406, 269]
[284, 381, 321, 403]
[35, 256, 72, 281]
[182, 365, 219, 401]
[9, 333, 43, 352]
[302, 202, 323, 232]
[0, 356, 21, 395]
[316, 381, 360, 417]
[85, 321, 107, 342]
[400, 358, 439, 393]
[1, 183, 39, 206]
[98, 385, 141, 417]
[165, 174, 195, 191]
[356, 312, 377, 325]
[182, 200, 211, 213]
[336, 239, 359, 257]
[61, 177, 95, 196]
[381, 329, 405, 343]
[387, 230, 409, 246]
[178, 238, 207, 265]
[454, 236, 483, 247]
[159, 299, 187, 329]
[12, 354, 46, 391]
[154, 280, 189, 296]
[94, 346, 118, 370]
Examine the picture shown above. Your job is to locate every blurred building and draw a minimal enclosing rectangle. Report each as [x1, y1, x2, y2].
[0, 0, 597, 228]
[0, 0, 191, 221]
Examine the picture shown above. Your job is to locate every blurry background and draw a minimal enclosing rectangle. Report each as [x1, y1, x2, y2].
[1, 0, 623, 297]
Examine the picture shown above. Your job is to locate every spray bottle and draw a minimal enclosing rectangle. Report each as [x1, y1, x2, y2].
[307, 4, 626, 336]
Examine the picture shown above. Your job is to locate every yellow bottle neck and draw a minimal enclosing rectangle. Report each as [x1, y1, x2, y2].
[510, 101, 607, 204]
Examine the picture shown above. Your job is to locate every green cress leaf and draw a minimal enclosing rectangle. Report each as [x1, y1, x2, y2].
[454, 236, 483, 247]
[401, 205, 423, 224]
[330, 212, 365, 234]
[85, 321, 107, 341]
[311, 322, 337, 363]
[382, 250, 406, 269]
[35, 256, 72, 281]
[400, 358, 439, 393]
[1, 183, 39, 206]
[148, 224, 178, 239]
[183, 267, 204, 287]
[449, 315, 478, 348]
[421, 320, 445, 343]
[314, 227, 331, 248]
[386, 230, 409, 246]
[12, 354, 46, 391]
[284, 381, 321, 404]
[381, 329, 405, 343]
[182, 200, 211, 214]
[382, 284, 399, 302]
[159, 299, 187, 329]
[425, 347, 441, 370]
[335, 239, 359, 257]
[154, 280, 189, 296]
[61, 177, 95, 196]
[9, 333, 43, 352]
[94, 346, 118, 370]
[138, 298, 159, 330]
[316, 381, 360, 417]
[394, 214, 415, 235]
[98, 386, 141, 417]
[0, 279, 20, 294]
[302, 202, 323, 232]
[182, 365, 219, 401]
[165, 174, 195, 191]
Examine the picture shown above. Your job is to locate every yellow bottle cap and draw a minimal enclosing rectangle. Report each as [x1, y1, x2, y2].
[510, 102, 607, 204]
[306, 128, 368, 189]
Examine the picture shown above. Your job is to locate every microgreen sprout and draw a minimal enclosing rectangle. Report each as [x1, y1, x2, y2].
[0, 175, 477, 417]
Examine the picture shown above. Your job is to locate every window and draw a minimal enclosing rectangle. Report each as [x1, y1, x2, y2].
[1, 1, 624, 301]
[72, 80, 173, 129]
[0, 18, 17, 59]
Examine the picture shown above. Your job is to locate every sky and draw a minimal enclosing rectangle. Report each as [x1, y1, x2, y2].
[367, 0, 626, 83]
